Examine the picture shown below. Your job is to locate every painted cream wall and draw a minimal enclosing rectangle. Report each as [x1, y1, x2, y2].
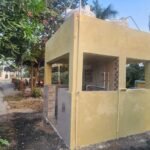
[45, 14, 80, 149]
[74, 14, 150, 148]
[119, 89, 150, 137]
[45, 14, 150, 149]
[145, 62, 150, 88]
[79, 15, 150, 61]
[44, 63, 52, 85]
[76, 92, 118, 147]
[76, 90, 150, 148]
[45, 16, 74, 63]
[70, 14, 150, 149]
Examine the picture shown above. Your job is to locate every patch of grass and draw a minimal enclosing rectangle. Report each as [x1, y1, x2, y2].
[4, 93, 23, 101]
[32, 88, 42, 98]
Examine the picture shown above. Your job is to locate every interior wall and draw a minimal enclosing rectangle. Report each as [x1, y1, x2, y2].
[92, 62, 105, 87]
[83, 63, 105, 89]
[83, 58, 118, 91]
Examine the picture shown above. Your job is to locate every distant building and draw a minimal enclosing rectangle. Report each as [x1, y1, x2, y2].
[0, 65, 17, 80]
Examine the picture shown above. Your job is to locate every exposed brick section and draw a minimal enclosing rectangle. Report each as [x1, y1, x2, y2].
[113, 58, 119, 90]
[44, 85, 57, 120]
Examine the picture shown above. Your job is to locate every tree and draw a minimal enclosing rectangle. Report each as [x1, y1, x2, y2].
[1, 0, 87, 89]
[44, 0, 88, 40]
[126, 64, 144, 88]
[92, 0, 118, 19]
[31, 0, 88, 87]
[0, 0, 50, 52]
[0, 0, 46, 64]
[0, 0, 42, 53]
[47, 0, 88, 13]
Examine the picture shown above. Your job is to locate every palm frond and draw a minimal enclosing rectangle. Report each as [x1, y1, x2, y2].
[92, 1, 118, 20]
[101, 4, 118, 19]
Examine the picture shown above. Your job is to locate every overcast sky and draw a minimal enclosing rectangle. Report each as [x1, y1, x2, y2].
[88, 0, 150, 32]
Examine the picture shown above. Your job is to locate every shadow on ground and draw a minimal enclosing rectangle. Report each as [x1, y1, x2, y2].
[81, 132, 150, 150]
[0, 112, 68, 150]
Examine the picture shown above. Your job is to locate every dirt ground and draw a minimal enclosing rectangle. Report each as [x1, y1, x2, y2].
[1, 91, 150, 150]
[1, 112, 150, 150]
[7, 99, 43, 112]
[4, 94, 43, 113]
[0, 112, 68, 150]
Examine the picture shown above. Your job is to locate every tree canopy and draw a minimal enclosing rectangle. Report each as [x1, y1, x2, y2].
[0, 0, 118, 88]
[92, 0, 118, 19]
[126, 64, 144, 88]
[0, 0, 46, 61]
[0, 0, 117, 61]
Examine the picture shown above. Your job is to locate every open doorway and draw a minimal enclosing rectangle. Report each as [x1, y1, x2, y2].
[52, 64, 69, 85]
[47, 54, 70, 123]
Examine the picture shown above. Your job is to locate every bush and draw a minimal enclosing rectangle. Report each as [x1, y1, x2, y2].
[0, 138, 9, 147]
[32, 88, 42, 98]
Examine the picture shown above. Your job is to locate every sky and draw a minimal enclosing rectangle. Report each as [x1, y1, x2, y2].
[88, 0, 150, 32]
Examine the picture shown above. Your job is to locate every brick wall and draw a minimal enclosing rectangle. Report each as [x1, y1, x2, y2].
[43, 85, 57, 120]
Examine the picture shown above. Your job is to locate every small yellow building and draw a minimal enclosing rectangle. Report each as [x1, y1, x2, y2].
[44, 13, 150, 149]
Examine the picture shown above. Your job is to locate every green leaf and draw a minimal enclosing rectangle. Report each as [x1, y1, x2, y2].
[0, 138, 10, 146]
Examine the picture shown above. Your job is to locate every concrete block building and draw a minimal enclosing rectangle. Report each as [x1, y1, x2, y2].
[44, 13, 150, 149]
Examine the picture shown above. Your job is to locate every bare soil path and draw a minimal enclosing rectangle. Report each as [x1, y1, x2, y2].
[0, 112, 68, 150]
[0, 81, 14, 115]
[0, 81, 68, 150]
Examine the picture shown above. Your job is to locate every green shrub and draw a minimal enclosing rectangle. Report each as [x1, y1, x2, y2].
[32, 88, 42, 98]
[0, 138, 9, 146]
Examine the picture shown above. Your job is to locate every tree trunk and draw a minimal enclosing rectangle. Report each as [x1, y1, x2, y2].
[31, 63, 34, 91]
[34, 67, 38, 88]
[20, 61, 23, 80]
[34, 63, 40, 88]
